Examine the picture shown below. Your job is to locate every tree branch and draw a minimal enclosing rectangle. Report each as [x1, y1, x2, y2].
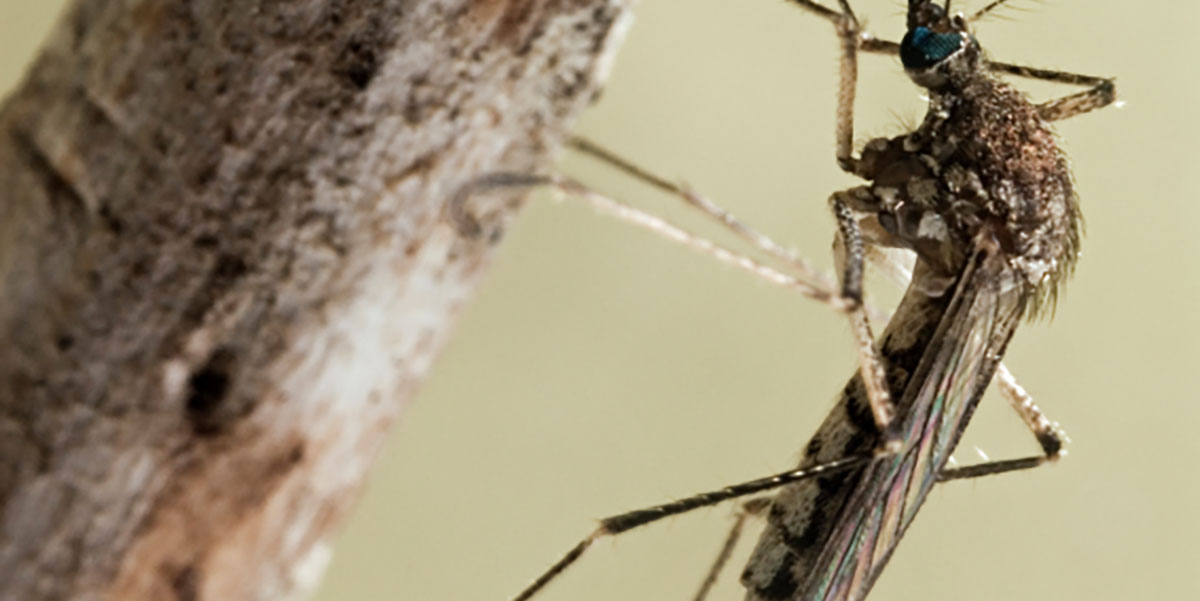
[0, 1, 632, 599]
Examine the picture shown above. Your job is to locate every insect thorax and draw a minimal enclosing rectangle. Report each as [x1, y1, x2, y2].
[852, 72, 1080, 316]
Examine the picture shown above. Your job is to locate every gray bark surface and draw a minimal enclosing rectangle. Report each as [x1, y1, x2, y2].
[0, 1, 631, 599]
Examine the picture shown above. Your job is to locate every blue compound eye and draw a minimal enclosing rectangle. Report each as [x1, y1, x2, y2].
[900, 26, 963, 69]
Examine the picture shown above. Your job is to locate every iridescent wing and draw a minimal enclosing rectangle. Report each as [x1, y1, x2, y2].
[802, 248, 1028, 601]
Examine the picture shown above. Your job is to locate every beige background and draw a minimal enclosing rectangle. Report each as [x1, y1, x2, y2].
[3, 1, 1196, 600]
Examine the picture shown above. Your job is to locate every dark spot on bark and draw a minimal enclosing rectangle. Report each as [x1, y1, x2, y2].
[335, 38, 380, 90]
[169, 563, 199, 601]
[402, 100, 425, 125]
[805, 437, 822, 458]
[555, 68, 588, 100]
[190, 159, 218, 188]
[287, 442, 305, 465]
[193, 234, 219, 249]
[151, 128, 171, 157]
[516, 20, 547, 56]
[493, 0, 535, 48]
[98, 204, 125, 235]
[55, 333, 75, 351]
[129, 257, 150, 278]
[186, 348, 235, 436]
[213, 253, 248, 280]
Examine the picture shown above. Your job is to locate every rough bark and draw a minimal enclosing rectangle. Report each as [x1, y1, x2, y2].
[0, 1, 631, 599]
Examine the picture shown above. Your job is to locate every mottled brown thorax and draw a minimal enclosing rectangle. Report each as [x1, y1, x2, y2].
[856, 75, 1080, 314]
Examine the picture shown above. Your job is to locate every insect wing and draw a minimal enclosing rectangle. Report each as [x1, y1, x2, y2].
[805, 250, 1027, 601]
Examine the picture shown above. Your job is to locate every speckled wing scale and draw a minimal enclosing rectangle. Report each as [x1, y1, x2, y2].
[795, 252, 1024, 601]
[489, 1, 1115, 601]
[741, 248, 1027, 601]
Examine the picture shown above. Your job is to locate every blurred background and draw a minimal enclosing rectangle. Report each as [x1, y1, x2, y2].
[3, 1, 1197, 600]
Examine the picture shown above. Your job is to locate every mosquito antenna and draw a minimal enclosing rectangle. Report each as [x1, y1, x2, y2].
[971, 0, 1016, 21]
[908, 0, 947, 28]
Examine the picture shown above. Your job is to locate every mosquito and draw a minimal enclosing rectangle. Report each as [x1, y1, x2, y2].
[450, 1, 1115, 599]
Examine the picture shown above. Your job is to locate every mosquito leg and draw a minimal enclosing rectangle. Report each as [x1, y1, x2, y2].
[831, 194, 866, 304]
[937, 365, 1069, 482]
[830, 191, 897, 443]
[858, 37, 899, 56]
[787, 1, 900, 439]
[993, 362, 1070, 460]
[509, 457, 868, 601]
[448, 172, 849, 308]
[981, 62, 1118, 121]
[565, 136, 837, 296]
[936, 455, 1050, 481]
[844, 35, 1118, 124]
[781, 2, 863, 170]
[691, 498, 771, 601]
[831, 1, 861, 171]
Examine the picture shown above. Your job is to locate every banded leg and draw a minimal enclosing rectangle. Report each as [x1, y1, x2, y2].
[830, 192, 895, 440]
[986, 63, 1117, 122]
[508, 457, 868, 601]
[854, 35, 1117, 122]
[781, 1, 908, 438]
[786, 0, 863, 171]
[994, 363, 1069, 459]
